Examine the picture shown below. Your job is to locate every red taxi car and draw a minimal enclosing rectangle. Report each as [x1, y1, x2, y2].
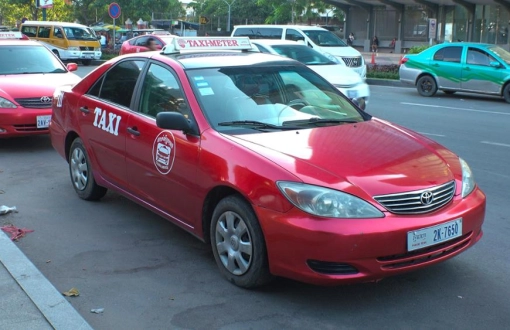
[0, 32, 80, 138]
[50, 37, 485, 288]
[119, 34, 174, 55]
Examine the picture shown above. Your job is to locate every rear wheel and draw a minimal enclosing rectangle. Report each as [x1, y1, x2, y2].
[81, 59, 92, 66]
[210, 195, 272, 288]
[503, 84, 510, 103]
[69, 138, 107, 201]
[416, 75, 437, 97]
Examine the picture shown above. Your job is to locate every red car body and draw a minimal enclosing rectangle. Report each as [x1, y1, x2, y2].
[50, 38, 485, 287]
[119, 35, 174, 55]
[0, 38, 80, 138]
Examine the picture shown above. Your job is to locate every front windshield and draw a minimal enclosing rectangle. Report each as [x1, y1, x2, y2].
[271, 45, 336, 65]
[488, 46, 510, 65]
[187, 65, 365, 134]
[303, 30, 347, 47]
[0, 45, 67, 75]
[63, 26, 97, 40]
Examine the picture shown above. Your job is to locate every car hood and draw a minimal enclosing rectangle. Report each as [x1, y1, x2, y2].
[320, 46, 361, 57]
[226, 119, 458, 196]
[308, 64, 362, 86]
[0, 73, 80, 100]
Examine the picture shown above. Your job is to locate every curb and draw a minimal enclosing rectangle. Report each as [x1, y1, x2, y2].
[366, 78, 413, 88]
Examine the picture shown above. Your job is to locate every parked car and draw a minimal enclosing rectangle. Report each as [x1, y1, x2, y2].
[400, 42, 510, 102]
[251, 39, 369, 109]
[119, 34, 174, 55]
[0, 32, 80, 138]
[50, 37, 485, 288]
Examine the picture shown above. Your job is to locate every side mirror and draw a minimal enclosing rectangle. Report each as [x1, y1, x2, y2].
[156, 112, 194, 133]
[490, 61, 502, 68]
[351, 98, 366, 111]
[97, 36, 101, 40]
[66, 63, 78, 72]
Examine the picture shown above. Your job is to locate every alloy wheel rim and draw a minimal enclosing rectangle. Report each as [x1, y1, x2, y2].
[70, 148, 88, 191]
[215, 211, 253, 275]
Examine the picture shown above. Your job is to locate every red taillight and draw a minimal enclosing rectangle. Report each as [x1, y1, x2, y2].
[399, 57, 409, 66]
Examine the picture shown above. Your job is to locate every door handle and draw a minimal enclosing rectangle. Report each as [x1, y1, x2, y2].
[79, 106, 89, 114]
[127, 127, 140, 136]
[432, 63, 439, 67]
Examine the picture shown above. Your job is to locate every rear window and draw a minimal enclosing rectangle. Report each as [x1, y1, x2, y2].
[233, 27, 283, 39]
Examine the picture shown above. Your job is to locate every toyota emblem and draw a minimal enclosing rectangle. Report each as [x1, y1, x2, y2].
[40, 96, 52, 103]
[420, 191, 434, 205]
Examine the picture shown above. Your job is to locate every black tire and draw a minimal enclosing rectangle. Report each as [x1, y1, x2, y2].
[416, 75, 438, 97]
[81, 59, 92, 66]
[210, 195, 272, 288]
[443, 90, 456, 95]
[68, 138, 107, 201]
[503, 84, 510, 104]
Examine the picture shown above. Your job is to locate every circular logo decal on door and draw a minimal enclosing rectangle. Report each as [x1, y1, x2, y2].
[152, 131, 176, 175]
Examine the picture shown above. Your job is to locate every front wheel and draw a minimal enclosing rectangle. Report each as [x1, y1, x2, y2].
[81, 59, 92, 66]
[503, 84, 510, 103]
[69, 138, 107, 201]
[210, 195, 272, 288]
[416, 75, 438, 97]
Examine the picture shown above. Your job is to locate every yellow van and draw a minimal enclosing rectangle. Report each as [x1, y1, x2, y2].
[20, 21, 101, 65]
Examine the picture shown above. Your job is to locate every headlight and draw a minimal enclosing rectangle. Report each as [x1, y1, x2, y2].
[68, 46, 79, 51]
[0, 97, 17, 108]
[94, 47, 101, 51]
[460, 158, 475, 198]
[277, 181, 384, 218]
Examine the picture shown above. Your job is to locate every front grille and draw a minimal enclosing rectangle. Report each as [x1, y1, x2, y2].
[15, 97, 53, 109]
[374, 181, 455, 215]
[377, 232, 472, 270]
[307, 260, 359, 275]
[80, 46, 94, 51]
[342, 56, 362, 67]
[14, 124, 48, 132]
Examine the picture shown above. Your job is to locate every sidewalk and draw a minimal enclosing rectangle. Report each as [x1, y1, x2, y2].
[0, 229, 93, 330]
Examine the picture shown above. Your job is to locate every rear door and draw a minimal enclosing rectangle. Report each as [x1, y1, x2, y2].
[77, 59, 147, 189]
[461, 47, 503, 93]
[125, 61, 201, 227]
[430, 46, 463, 90]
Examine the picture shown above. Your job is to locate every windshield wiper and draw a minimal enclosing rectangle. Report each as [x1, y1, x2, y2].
[218, 120, 299, 130]
[283, 118, 359, 126]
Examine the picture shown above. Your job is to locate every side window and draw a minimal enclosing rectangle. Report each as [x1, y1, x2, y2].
[467, 48, 494, 66]
[286, 29, 305, 41]
[54, 27, 63, 38]
[135, 37, 149, 46]
[88, 60, 146, 108]
[139, 63, 190, 118]
[21, 26, 37, 37]
[37, 26, 51, 38]
[433, 46, 462, 63]
[233, 28, 282, 39]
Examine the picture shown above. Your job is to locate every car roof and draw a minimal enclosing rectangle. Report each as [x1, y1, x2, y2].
[166, 51, 299, 69]
[234, 25, 327, 31]
[437, 42, 492, 47]
[21, 21, 89, 28]
[250, 39, 303, 46]
[0, 39, 42, 46]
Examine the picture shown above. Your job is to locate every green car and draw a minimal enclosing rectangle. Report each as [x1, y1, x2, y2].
[399, 42, 510, 103]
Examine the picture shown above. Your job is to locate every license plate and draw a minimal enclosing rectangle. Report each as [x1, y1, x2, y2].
[347, 90, 358, 98]
[37, 115, 51, 128]
[407, 218, 462, 251]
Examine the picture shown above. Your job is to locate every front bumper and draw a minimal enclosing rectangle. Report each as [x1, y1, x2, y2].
[0, 107, 52, 138]
[337, 82, 370, 105]
[66, 51, 102, 61]
[256, 187, 485, 285]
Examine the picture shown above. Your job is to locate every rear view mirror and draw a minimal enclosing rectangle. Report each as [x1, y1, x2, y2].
[66, 63, 78, 72]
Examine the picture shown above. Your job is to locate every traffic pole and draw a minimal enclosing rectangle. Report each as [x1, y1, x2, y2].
[371, 52, 375, 65]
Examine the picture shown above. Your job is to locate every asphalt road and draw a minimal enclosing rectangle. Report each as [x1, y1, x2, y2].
[1, 66, 509, 329]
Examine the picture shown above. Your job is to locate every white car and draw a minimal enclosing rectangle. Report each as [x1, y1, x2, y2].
[251, 39, 370, 108]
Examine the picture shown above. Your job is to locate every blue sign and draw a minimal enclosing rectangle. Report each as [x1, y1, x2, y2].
[108, 2, 121, 20]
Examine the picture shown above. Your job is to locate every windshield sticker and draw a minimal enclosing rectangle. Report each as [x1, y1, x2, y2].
[198, 87, 214, 96]
[152, 131, 176, 175]
[193, 76, 205, 81]
[196, 81, 209, 87]
[93, 107, 122, 136]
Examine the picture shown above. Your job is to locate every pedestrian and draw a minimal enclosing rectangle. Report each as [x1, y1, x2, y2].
[371, 35, 379, 53]
[347, 32, 354, 46]
[389, 38, 396, 53]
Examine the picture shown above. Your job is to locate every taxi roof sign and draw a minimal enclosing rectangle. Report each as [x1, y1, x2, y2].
[162, 37, 252, 55]
[0, 31, 24, 39]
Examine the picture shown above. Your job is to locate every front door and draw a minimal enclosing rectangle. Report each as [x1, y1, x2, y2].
[461, 47, 503, 93]
[125, 62, 201, 227]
